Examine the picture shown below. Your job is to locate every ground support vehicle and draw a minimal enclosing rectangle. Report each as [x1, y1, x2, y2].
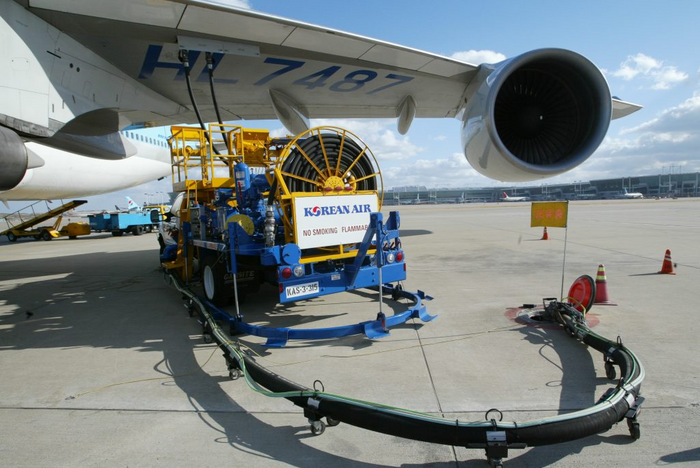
[89, 211, 157, 236]
[161, 124, 435, 346]
[1, 199, 90, 241]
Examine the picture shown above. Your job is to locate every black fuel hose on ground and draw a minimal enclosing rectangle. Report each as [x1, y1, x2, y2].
[238, 340, 641, 447]
[169, 273, 643, 451]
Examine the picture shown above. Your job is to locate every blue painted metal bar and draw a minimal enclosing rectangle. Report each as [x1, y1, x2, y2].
[204, 285, 435, 348]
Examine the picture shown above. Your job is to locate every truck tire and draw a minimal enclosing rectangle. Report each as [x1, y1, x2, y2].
[7, 232, 17, 242]
[203, 256, 229, 307]
[132, 225, 144, 236]
[112, 231, 124, 237]
[41, 230, 52, 241]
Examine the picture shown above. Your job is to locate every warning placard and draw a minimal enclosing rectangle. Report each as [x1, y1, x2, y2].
[531, 201, 569, 228]
[293, 194, 378, 249]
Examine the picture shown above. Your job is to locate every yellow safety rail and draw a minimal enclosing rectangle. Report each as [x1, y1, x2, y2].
[167, 124, 383, 264]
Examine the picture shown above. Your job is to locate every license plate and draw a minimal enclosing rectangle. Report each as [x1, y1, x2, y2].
[285, 282, 320, 299]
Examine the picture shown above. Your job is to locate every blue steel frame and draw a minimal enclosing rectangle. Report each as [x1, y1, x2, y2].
[205, 285, 435, 347]
[275, 212, 406, 302]
[199, 211, 435, 347]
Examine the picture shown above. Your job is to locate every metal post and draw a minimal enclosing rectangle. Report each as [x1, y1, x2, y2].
[232, 274, 241, 319]
[378, 263, 383, 316]
[560, 226, 569, 301]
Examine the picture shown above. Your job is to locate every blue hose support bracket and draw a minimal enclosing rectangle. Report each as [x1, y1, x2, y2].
[203, 284, 435, 348]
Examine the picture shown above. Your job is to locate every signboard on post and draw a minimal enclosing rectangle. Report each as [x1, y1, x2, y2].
[293, 194, 378, 249]
[530, 201, 569, 228]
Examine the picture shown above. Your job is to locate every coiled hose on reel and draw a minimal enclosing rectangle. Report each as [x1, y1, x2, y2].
[279, 129, 380, 194]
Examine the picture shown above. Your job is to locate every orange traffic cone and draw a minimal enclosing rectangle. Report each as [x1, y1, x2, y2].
[541, 227, 549, 240]
[658, 249, 676, 275]
[594, 264, 617, 305]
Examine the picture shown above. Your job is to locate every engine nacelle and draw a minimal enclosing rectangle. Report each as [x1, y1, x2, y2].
[461, 49, 611, 182]
[0, 126, 28, 191]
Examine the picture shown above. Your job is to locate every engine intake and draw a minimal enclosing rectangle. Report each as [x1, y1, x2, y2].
[0, 127, 28, 191]
[461, 49, 612, 181]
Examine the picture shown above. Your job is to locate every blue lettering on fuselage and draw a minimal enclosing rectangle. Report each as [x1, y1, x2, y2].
[138, 45, 414, 95]
[138, 45, 230, 83]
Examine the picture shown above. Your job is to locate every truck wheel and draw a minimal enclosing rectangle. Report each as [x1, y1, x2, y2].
[7, 232, 17, 242]
[132, 225, 144, 236]
[41, 230, 52, 241]
[203, 256, 229, 307]
[112, 231, 123, 237]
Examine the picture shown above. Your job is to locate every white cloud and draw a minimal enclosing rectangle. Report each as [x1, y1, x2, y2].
[451, 50, 506, 65]
[621, 92, 700, 134]
[651, 66, 689, 90]
[613, 53, 661, 80]
[572, 92, 700, 179]
[382, 153, 485, 188]
[612, 53, 688, 90]
[307, 119, 424, 161]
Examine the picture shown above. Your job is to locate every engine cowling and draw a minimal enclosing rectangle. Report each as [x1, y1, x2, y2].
[0, 126, 28, 191]
[461, 49, 612, 182]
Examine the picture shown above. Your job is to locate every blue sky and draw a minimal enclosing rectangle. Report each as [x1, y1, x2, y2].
[72, 0, 700, 210]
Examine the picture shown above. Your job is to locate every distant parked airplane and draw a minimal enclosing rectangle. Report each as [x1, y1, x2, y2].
[502, 192, 530, 202]
[622, 188, 644, 199]
[126, 197, 141, 212]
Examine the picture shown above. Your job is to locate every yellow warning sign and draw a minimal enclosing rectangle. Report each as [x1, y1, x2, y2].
[531, 201, 569, 228]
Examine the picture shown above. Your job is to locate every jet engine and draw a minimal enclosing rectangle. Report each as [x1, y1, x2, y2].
[461, 48, 612, 182]
[0, 126, 28, 191]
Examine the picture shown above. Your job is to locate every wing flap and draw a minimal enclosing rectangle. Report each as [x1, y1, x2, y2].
[29, 0, 186, 28]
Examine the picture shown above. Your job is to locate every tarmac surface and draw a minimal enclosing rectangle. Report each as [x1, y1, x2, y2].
[1, 199, 699, 467]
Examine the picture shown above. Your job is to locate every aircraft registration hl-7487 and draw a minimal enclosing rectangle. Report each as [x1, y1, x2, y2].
[0, 0, 642, 201]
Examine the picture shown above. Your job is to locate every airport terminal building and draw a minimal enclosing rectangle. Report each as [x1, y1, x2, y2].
[385, 172, 700, 204]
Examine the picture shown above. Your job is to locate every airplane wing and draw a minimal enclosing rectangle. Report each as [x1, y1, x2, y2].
[25, 0, 640, 134]
[3, 0, 643, 185]
[27, 0, 481, 133]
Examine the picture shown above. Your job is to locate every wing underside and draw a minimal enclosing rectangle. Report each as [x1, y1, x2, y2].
[23, 0, 640, 131]
[27, 0, 479, 128]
